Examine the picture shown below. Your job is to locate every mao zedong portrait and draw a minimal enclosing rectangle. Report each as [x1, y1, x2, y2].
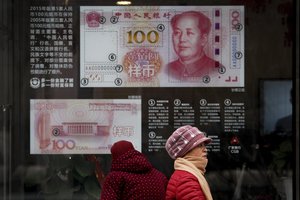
[167, 11, 224, 80]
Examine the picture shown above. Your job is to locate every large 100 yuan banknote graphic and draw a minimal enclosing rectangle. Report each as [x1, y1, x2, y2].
[80, 6, 244, 87]
[30, 99, 141, 154]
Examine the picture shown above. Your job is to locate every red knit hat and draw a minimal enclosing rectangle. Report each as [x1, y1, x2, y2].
[111, 140, 135, 160]
[165, 125, 212, 159]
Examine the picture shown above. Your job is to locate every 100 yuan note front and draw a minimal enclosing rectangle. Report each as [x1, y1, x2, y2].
[30, 99, 141, 154]
[80, 6, 244, 87]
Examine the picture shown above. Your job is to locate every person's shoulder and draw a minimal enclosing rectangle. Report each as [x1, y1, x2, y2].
[169, 170, 199, 190]
[151, 168, 168, 178]
[171, 170, 197, 179]
[102, 171, 125, 184]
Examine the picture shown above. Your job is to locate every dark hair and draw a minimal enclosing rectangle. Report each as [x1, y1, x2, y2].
[170, 11, 212, 35]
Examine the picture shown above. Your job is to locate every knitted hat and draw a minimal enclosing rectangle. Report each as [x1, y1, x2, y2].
[165, 125, 212, 159]
[111, 140, 135, 160]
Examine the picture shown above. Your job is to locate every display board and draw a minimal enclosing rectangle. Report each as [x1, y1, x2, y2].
[26, 3, 252, 168]
[1, 0, 297, 199]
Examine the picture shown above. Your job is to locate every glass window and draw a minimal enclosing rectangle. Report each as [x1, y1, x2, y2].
[1, 0, 299, 199]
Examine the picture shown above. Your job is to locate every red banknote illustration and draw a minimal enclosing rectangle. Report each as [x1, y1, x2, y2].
[30, 99, 141, 154]
[80, 6, 244, 87]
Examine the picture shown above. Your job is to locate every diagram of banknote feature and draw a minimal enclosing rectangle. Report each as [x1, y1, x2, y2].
[30, 99, 142, 154]
[230, 9, 243, 70]
[121, 25, 165, 85]
[80, 6, 244, 87]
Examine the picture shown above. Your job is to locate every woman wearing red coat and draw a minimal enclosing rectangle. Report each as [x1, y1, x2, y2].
[165, 125, 213, 200]
[100, 140, 168, 200]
